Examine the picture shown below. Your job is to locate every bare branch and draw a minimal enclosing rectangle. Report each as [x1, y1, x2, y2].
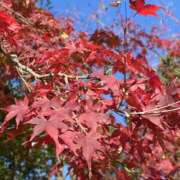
[130, 106, 180, 115]
[130, 100, 180, 115]
[116, 101, 180, 117]
[10, 54, 90, 81]
[16, 67, 32, 92]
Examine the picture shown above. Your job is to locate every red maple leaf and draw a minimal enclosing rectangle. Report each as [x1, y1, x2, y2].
[156, 159, 174, 174]
[79, 112, 108, 130]
[2, 96, 29, 128]
[60, 131, 80, 155]
[0, 11, 20, 33]
[115, 169, 131, 180]
[129, 0, 161, 16]
[77, 130, 103, 173]
[27, 114, 68, 157]
[143, 114, 164, 129]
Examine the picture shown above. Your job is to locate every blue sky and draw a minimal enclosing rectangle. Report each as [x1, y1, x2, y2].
[45, 0, 180, 36]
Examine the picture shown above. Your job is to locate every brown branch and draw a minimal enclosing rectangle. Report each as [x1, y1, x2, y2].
[118, 0, 129, 109]
[72, 112, 87, 133]
[10, 54, 41, 78]
[16, 67, 32, 92]
[130, 107, 180, 115]
[10, 54, 90, 80]
[116, 101, 180, 117]
[129, 100, 180, 116]
[143, 101, 180, 113]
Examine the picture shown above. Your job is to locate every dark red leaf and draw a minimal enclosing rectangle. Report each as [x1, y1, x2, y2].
[78, 130, 103, 172]
[0, 11, 20, 33]
[129, 0, 161, 16]
[3, 96, 29, 127]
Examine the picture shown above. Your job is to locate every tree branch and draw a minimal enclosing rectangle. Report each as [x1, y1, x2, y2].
[10, 54, 90, 80]
[130, 100, 180, 115]
[116, 101, 180, 117]
[130, 106, 180, 115]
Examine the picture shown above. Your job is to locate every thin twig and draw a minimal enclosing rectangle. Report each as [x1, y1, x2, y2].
[10, 54, 90, 80]
[11, 54, 41, 78]
[16, 67, 32, 92]
[129, 100, 180, 116]
[116, 100, 180, 117]
[118, 0, 129, 109]
[72, 112, 87, 133]
[130, 107, 180, 115]
[141, 101, 180, 113]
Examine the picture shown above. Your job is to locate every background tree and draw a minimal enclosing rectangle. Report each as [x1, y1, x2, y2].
[158, 55, 180, 84]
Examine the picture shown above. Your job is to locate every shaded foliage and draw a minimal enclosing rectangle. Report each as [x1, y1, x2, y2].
[158, 55, 180, 84]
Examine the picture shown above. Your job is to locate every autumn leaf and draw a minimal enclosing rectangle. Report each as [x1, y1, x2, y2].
[77, 130, 103, 173]
[129, 0, 161, 16]
[90, 29, 121, 48]
[27, 114, 68, 157]
[156, 159, 174, 174]
[0, 11, 20, 33]
[79, 111, 108, 130]
[60, 32, 69, 40]
[0, 0, 178, 178]
[60, 131, 79, 155]
[115, 169, 131, 180]
[2, 96, 29, 128]
[143, 114, 164, 130]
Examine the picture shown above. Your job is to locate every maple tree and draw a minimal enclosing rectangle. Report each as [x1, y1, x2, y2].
[0, 0, 179, 179]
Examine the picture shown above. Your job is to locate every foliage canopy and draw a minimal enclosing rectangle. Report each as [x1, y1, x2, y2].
[0, 0, 179, 179]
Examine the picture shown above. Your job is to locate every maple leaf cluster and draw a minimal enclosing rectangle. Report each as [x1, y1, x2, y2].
[0, 0, 179, 179]
[129, 0, 161, 16]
